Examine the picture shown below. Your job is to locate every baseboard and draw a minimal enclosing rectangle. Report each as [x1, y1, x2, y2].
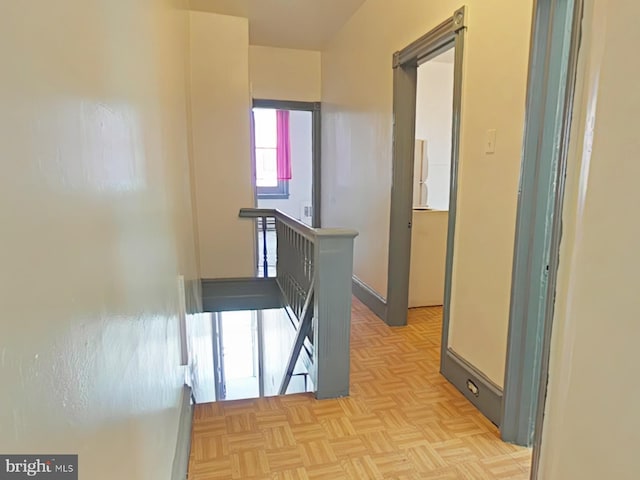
[171, 385, 194, 480]
[201, 277, 285, 312]
[441, 349, 503, 426]
[352, 276, 387, 321]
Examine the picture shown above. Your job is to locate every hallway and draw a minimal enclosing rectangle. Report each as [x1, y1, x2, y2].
[188, 300, 531, 479]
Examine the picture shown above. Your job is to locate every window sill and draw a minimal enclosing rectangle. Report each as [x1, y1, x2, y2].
[257, 194, 290, 200]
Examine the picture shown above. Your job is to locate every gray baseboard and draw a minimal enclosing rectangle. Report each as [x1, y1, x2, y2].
[441, 349, 503, 426]
[171, 385, 194, 480]
[201, 277, 285, 312]
[352, 276, 387, 321]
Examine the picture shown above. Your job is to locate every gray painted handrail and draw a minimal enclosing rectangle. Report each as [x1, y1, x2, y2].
[240, 208, 316, 241]
[239, 208, 357, 241]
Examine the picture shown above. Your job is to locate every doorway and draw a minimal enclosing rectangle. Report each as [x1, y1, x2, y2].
[408, 46, 454, 311]
[251, 99, 321, 277]
[386, 8, 465, 330]
[387, 1, 583, 460]
[252, 99, 320, 227]
[386, 4, 503, 425]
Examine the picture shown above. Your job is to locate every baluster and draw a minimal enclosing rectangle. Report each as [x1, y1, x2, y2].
[296, 232, 301, 316]
[274, 218, 278, 276]
[278, 222, 283, 283]
[306, 238, 312, 286]
[298, 233, 303, 317]
[276, 219, 281, 279]
[291, 230, 297, 316]
[310, 241, 315, 284]
[261, 217, 268, 278]
[303, 238, 309, 292]
[302, 236, 308, 315]
[287, 228, 292, 298]
[279, 219, 285, 285]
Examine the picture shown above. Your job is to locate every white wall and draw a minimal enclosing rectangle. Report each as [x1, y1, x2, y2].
[538, 1, 640, 478]
[415, 56, 454, 210]
[249, 46, 321, 102]
[189, 12, 255, 278]
[258, 111, 314, 222]
[321, 0, 532, 386]
[0, 0, 198, 478]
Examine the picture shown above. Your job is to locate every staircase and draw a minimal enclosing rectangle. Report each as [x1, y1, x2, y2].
[198, 208, 358, 402]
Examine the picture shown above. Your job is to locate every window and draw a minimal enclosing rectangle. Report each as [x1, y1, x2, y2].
[253, 108, 290, 199]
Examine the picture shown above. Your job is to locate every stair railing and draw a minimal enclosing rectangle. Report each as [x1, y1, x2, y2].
[239, 208, 358, 399]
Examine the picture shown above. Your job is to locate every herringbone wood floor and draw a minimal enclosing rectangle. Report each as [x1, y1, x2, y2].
[188, 299, 532, 479]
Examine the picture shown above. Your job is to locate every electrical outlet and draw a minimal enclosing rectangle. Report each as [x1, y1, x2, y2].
[467, 379, 479, 397]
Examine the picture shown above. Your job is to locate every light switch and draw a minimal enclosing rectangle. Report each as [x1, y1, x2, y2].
[485, 129, 497, 154]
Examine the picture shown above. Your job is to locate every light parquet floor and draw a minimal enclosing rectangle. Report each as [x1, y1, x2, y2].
[188, 298, 532, 479]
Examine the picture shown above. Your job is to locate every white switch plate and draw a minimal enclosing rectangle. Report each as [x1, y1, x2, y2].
[485, 129, 497, 154]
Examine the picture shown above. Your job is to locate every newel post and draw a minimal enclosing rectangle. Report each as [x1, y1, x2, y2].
[312, 228, 358, 399]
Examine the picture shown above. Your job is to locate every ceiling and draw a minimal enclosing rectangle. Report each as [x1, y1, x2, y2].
[188, 0, 367, 50]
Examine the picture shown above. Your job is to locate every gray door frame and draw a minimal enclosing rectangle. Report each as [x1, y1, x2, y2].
[387, 0, 584, 445]
[386, 6, 467, 329]
[252, 99, 322, 228]
[388, 8, 506, 423]
[501, 0, 583, 451]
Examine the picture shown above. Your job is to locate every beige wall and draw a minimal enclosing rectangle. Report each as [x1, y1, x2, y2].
[538, 0, 640, 478]
[189, 12, 255, 278]
[249, 46, 321, 101]
[409, 211, 449, 307]
[321, 0, 532, 386]
[0, 0, 198, 478]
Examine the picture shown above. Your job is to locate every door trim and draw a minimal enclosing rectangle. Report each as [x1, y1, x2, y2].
[501, 0, 583, 449]
[386, 6, 466, 337]
[252, 99, 322, 228]
[387, 6, 507, 425]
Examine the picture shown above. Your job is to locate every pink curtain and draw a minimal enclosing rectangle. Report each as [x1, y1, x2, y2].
[276, 110, 292, 180]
